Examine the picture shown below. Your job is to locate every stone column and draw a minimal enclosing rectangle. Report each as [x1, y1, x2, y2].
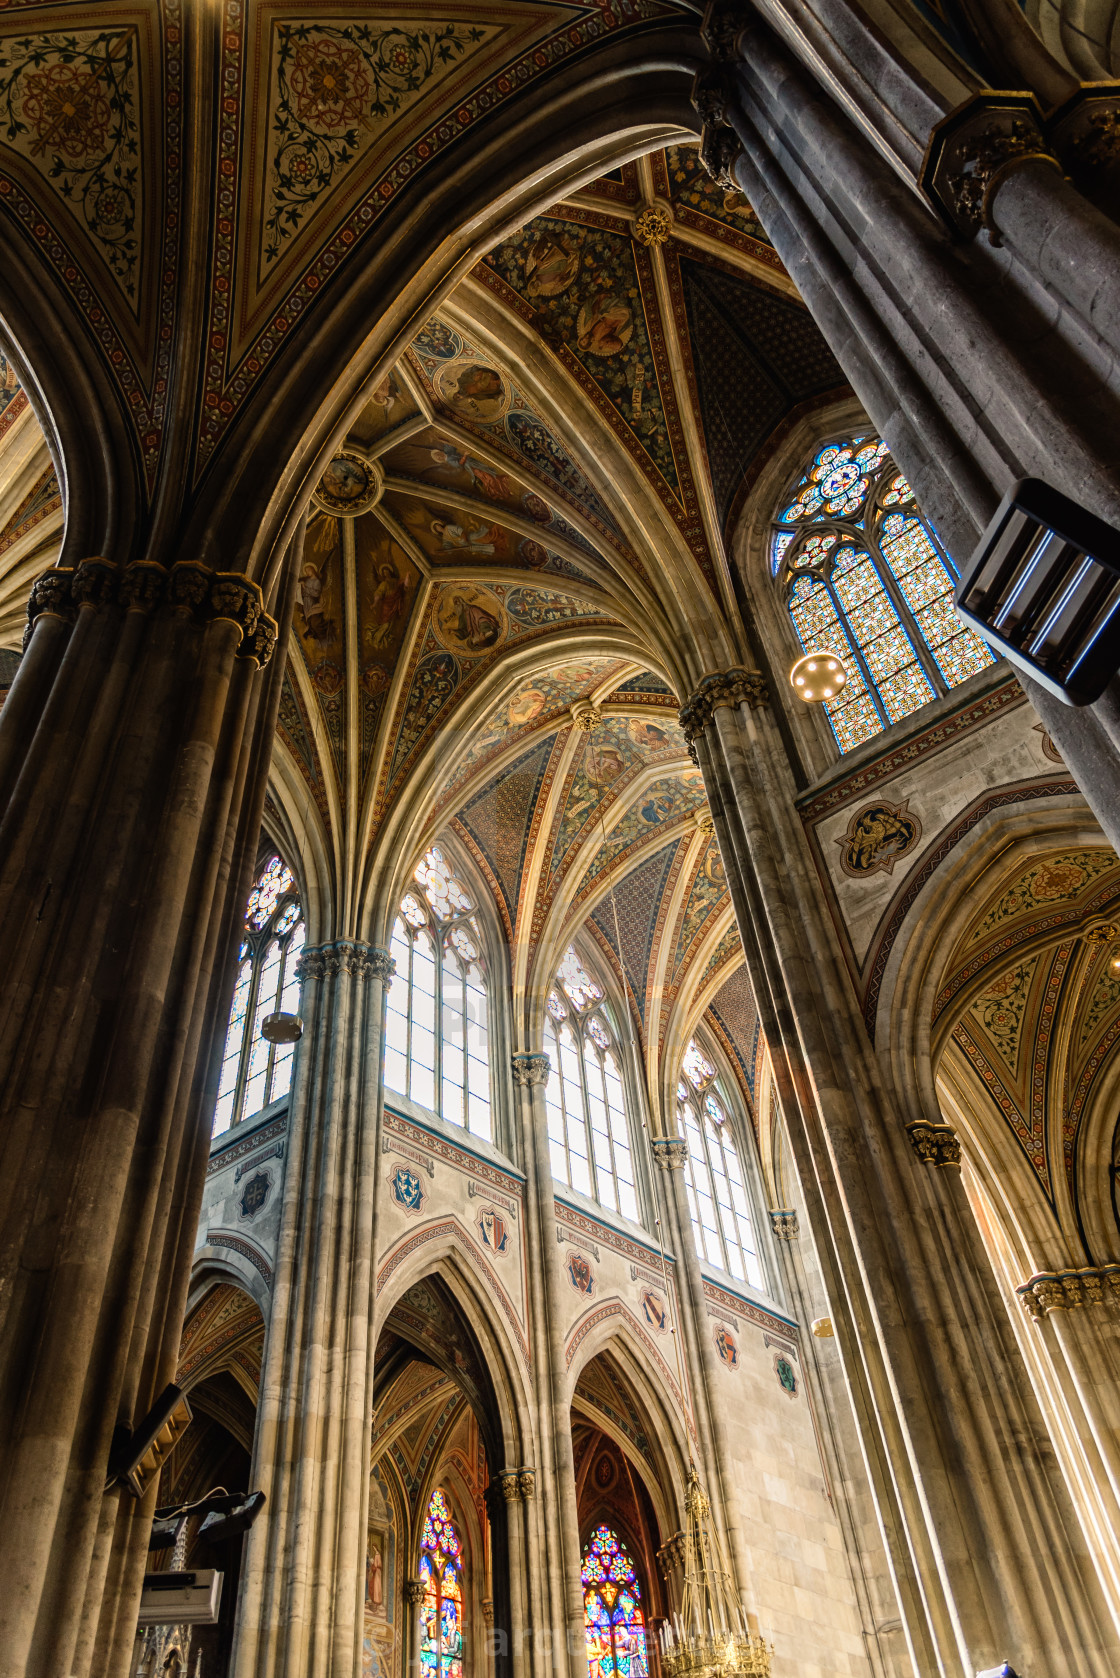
[0, 557, 282, 1678]
[232, 942, 394, 1678]
[493, 1468, 535, 1678]
[510, 1052, 586, 1678]
[647, 1139, 750, 1604]
[694, 6, 1120, 851]
[680, 668, 1120, 1675]
[403, 1577, 424, 1678]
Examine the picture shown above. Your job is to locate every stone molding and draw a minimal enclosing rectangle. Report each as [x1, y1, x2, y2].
[1017, 1265, 1120, 1319]
[295, 941, 394, 983]
[679, 667, 768, 760]
[769, 1209, 799, 1240]
[651, 1138, 688, 1171]
[25, 559, 277, 664]
[921, 92, 1062, 240]
[906, 1122, 962, 1168]
[511, 1053, 550, 1088]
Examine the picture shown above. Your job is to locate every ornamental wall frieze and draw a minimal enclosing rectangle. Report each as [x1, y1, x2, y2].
[295, 941, 393, 982]
[25, 559, 277, 664]
[701, 1276, 799, 1341]
[679, 667, 768, 759]
[555, 1198, 675, 1272]
[1017, 1265, 1120, 1319]
[207, 1114, 287, 1178]
[382, 1107, 525, 1197]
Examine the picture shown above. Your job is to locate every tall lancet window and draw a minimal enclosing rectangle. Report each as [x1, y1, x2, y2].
[773, 435, 993, 753]
[420, 1489, 464, 1678]
[213, 855, 304, 1136]
[386, 845, 491, 1138]
[678, 1040, 763, 1290]
[544, 946, 639, 1222]
[582, 1524, 649, 1678]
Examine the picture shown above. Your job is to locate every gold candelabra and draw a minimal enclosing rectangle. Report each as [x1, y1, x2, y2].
[659, 1468, 771, 1678]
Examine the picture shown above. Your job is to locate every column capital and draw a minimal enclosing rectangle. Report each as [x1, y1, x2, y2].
[25, 559, 278, 664]
[921, 91, 1061, 241]
[511, 1052, 550, 1088]
[769, 1209, 799, 1240]
[905, 1121, 961, 1168]
[295, 940, 392, 983]
[690, 66, 743, 190]
[679, 667, 768, 759]
[494, 1466, 534, 1501]
[1017, 1265, 1120, 1319]
[651, 1137, 688, 1171]
[700, 1, 753, 61]
[403, 1578, 425, 1607]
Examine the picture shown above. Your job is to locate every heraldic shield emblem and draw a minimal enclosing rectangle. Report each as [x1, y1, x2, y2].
[477, 1207, 509, 1254]
[566, 1251, 594, 1295]
[640, 1287, 668, 1332]
[714, 1325, 739, 1369]
[391, 1165, 425, 1215]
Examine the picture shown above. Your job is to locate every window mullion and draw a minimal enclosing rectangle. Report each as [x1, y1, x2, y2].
[434, 928, 444, 1118]
[576, 1022, 596, 1200]
[231, 945, 264, 1128]
[405, 934, 415, 1100]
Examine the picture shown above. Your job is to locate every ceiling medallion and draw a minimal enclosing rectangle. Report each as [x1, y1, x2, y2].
[634, 204, 673, 247]
[311, 451, 384, 518]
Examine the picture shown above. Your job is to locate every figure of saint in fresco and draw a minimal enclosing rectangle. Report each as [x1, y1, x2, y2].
[298, 559, 338, 647]
[366, 1536, 384, 1607]
[576, 291, 634, 356]
[442, 362, 507, 423]
[444, 591, 502, 652]
[525, 232, 580, 298]
[431, 519, 498, 558]
[508, 687, 547, 727]
[367, 560, 406, 651]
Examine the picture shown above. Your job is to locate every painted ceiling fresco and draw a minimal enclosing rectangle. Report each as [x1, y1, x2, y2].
[934, 846, 1120, 1228]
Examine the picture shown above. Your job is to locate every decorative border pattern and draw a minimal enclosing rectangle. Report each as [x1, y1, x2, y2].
[208, 1113, 288, 1176]
[384, 1107, 524, 1195]
[701, 1277, 798, 1337]
[205, 1229, 274, 1282]
[375, 1214, 530, 1369]
[555, 1198, 677, 1270]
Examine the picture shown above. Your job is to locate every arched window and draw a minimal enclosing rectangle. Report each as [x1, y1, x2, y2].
[544, 947, 639, 1223]
[420, 1489, 464, 1678]
[386, 845, 491, 1138]
[582, 1524, 649, 1678]
[678, 1041, 763, 1290]
[213, 855, 304, 1136]
[773, 436, 994, 753]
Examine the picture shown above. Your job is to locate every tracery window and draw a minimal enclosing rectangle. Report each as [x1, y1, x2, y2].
[678, 1041, 763, 1290]
[420, 1489, 464, 1678]
[213, 855, 304, 1136]
[773, 436, 994, 753]
[545, 947, 639, 1223]
[386, 845, 491, 1138]
[582, 1524, 649, 1678]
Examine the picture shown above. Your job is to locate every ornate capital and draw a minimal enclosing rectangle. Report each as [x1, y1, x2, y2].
[921, 92, 1061, 240]
[700, 0, 752, 59]
[651, 1138, 688, 1171]
[495, 1466, 534, 1501]
[1047, 82, 1120, 181]
[657, 1531, 686, 1575]
[769, 1209, 799, 1240]
[1017, 1264, 1120, 1319]
[24, 560, 277, 665]
[370, 948, 396, 984]
[906, 1121, 962, 1168]
[517, 1469, 535, 1500]
[403, 1578, 425, 1607]
[511, 1053, 550, 1088]
[295, 939, 383, 983]
[679, 667, 768, 758]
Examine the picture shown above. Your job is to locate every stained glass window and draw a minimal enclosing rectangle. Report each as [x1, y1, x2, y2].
[213, 855, 304, 1136]
[386, 844, 491, 1138]
[677, 1040, 763, 1290]
[582, 1525, 649, 1678]
[545, 949, 639, 1223]
[773, 435, 994, 751]
[420, 1490, 464, 1678]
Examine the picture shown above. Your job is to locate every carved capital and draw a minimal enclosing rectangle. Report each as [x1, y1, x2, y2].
[517, 1469, 535, 1500]
[1017, 1264, 1120, 1319]
[27, 566, 77, 632]
[495, 1467, 534, 1502]
[243, 613, 278, 666]
[701, 0, 752, 59]
[679, 667, 767, 756]
[118, 561, 167, 615]
[168, 563, 212, 615]
[651, 1138, 688, 1171]
[921, 92, 1060, 240]
[511, 1053, 550, 1088]
[403, 1578, 425, 1607]
[906, 1121, 961, 1168]
[72, 557, 120, 609]
[769, 1209, 799, 1240]
[657, 1532, 686, 1575]
[295, 940, 379, 982]
[369, 948, 396, 984]
[1047, 81, 1120, 182]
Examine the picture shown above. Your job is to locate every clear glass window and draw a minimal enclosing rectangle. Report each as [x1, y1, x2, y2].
[677, 1039, 763, 1289]
[386, 846, 491, 1138]
[213, 855, 304, 1136]
[544, 947, 639, 1223]
[774, 438, 993, 752]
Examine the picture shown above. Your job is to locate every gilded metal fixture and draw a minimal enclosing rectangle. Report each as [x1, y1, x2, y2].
[660, 1467, 772, 1678]
[789, 652, 846, 703]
